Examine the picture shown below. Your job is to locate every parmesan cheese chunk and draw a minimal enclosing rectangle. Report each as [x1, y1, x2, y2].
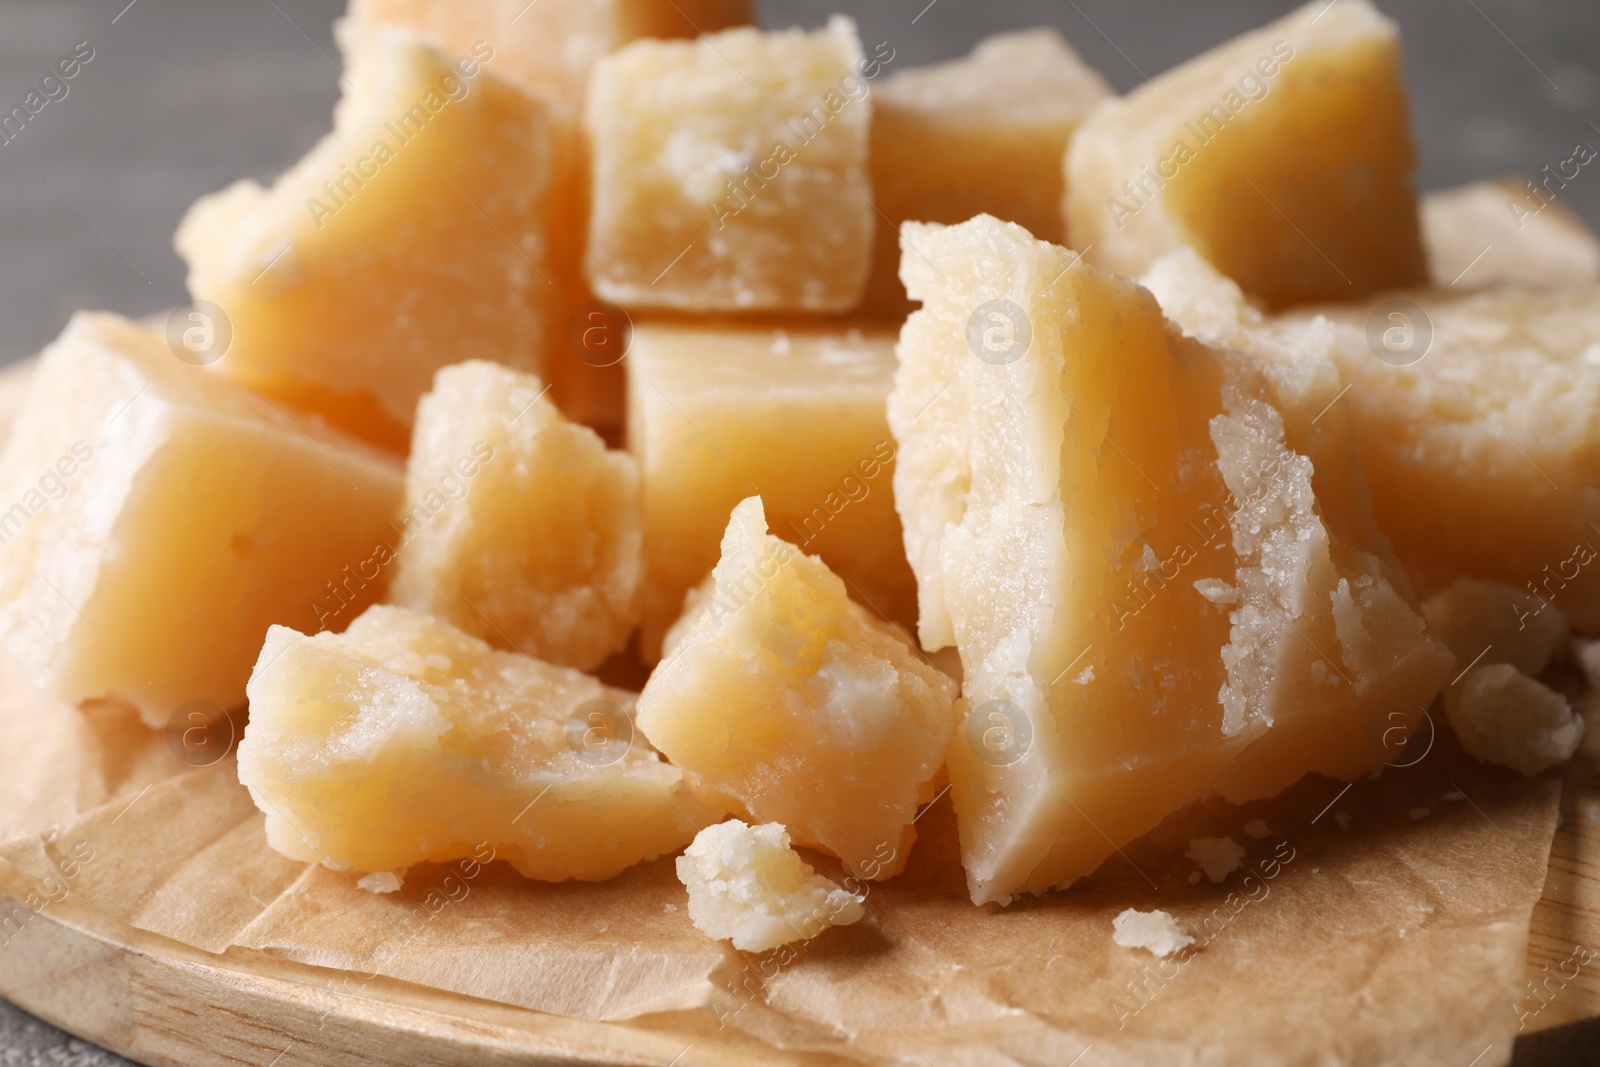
[1422, 579, 1569, 678]
[239, 605, 715, 881]
[890, 216, 1448, 904]
[585, 18, 873, 312]
[1445, 664, 1584, 777]
[177, 26, 563, 451]
[0, 313, 402, 726]
[637, 497, 959, 878]
[1065, 0, 1425, 309]
[677, 820, 865, 952]
[1112, 908, 1194, 958]
[388, 361, 640, 671]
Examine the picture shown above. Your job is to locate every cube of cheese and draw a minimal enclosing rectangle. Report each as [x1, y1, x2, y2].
[387, 362, 640, 671]
[1422, 579, 1569, 678]
[860, 29, 1110, 318]
[177, 25, 563, 452]
[677, 820, 864, 952]
[1423, 177, 1600, 289]
[637, 497, 958, 878]
[348, 0, 751, 118]
[627, 321, 916, 659]
[890, 216, 1447, 903]
[239, 605, 715, 881]
[1445, 664, 1583, 777]
[585, 18, 874, 313]
[0, 313, 402, 726]
[1065, 0, 1426, 309]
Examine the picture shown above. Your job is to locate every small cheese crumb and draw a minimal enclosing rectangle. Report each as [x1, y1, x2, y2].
[1193, 578, 1238, 605]
[1582, 800, 1600, 824]
[1243, 819, 1271, 839]
[1112, 908, 1194, 958]
[676, 820, 865, 952]
[1409, 807, 1430, 821]
[1445, 664, 1585, 776]
[1186, 870, 1202, 885]
[356, 871, 403, 894]
[1423, 578, 1568, 676]
[1185, 836, 1245, 883]
[1334, 811, 1352, 832]
[1575, 638, 1600, 690]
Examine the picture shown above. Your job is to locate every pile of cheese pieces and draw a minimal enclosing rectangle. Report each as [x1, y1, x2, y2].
[2, 0, 1598, 954]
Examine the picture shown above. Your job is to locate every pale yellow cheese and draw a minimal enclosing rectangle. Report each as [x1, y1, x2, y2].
[890, 216, 1447, 903]
[1422, 578, 1569, 677]
[0, 313, 402, 727]
[860, 29, 1110, 319]
[637, 497, 958, 878]
[388, 361, 639, 671]
[1445, 664, 1583, 777]
[1112, 908, 1194, 957]
[347, 0, 751, 119]
[677, 819, 864, 952]
[627, 321, 916, 660]
[585, 18, 874, 313]
[1065, 0, 1426, 309]
[239, 605, 714, 882]
[177, 25, 562, 452]
[1422, 177, 1600, 289]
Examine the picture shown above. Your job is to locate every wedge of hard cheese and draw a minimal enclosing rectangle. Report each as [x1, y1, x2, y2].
[177, 25, 563, 452]
[860, 29, 1110, 319]
[627, 321, 916, 660]
[239, 604, 715, 882]
[0, 313, 402, 727]
[1065, 0, 1426, 309]
[890, 216, 1447, 903]
[1422, 176, 1600, 289]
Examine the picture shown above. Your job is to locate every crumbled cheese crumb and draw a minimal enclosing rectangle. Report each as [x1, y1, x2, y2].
[357, 871, 403, 894]
[1193, 578, 1238, 605]
[1334, 811, 1352, 832]
[676, 820, 864, 952]
[1445, 664, 1584, 776]
[1185, 836, 1245, 883]
[1243, 819, 1270, 839]
[1187, 870, 1202, 885]
[1112, 908, 1194, 958]
[1422, 578, 1568, 677]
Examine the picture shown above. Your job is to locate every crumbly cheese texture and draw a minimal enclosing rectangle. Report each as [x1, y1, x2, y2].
[1186, 837, 1246, 884]
[1065, 0, 1425, 309]
[1422, 177, 1600, 289]
[1112, 908, 1194, 958]
[676, 820, 864, 952]
[239, 605, 715, 881]
[0, 313, 402, 726]
[585, 17, 873, 312]
[177, 25, 562, 452]
[860, 29, 1110, 318]
[890, 216, 1448, 904]
[1422, 579, 1569, 678]
[626, 321, 916, 660]
[388, 361, 640, 671]
[1147, 247, 1600, 632]
[638, 498, 957, 878]
[348, 0, 750, 118]
[1445, 664, 1584, 777]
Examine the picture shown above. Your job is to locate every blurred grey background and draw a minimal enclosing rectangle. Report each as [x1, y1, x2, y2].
[1, 0, 1598, 1063]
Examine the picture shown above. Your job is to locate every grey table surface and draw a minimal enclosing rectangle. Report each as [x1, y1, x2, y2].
[2, 0, 1598, 1064]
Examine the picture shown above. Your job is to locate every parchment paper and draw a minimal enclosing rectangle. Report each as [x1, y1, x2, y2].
[0, 667, 1563, 1067]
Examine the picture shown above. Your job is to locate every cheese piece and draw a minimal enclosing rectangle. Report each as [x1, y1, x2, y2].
[627, 321, 916, 659]
[677, 820, 864, 952]
[239, 605, 714, 881]
[585, 18, 873, 313]
[1149, 248, 1600, 631]
[890, 216, 1448, 903]
[177, 25, 562, 452]
[1065, 0, 1426, 309]
[1422, 177, 1600, 289]
[347, 0, 751, 118]
[1422, 579, 1569, 678]
[1112, 908, 1194, 958]
[637, 498, 958, 878]
[388, 361, 640, 671]
[1445, 664, 1583, 777]
[1186, 837, 1245, 884]
[860, 29, 1110, 318]
[0, 313, 402, 727]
